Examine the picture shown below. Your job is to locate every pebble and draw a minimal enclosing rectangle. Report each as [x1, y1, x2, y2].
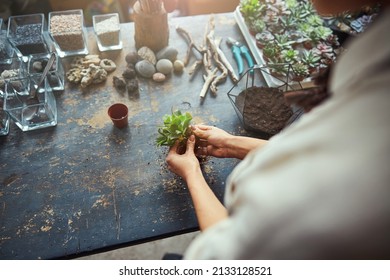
[127, 79, 139, 92]
[122, 67, 136, 79]
[100, 59, 116, 72]
[152, 73, 166, 83]
[125, 51, 139, 65]
[32, 61, 43, 72]
[113, 76, 126, 91]
[156, 46, 178, 62]
[156, 59, 173, 75]
[137, 46, 156, 65]
[135, 60, 156, 78]
[173, 60, 184, 73]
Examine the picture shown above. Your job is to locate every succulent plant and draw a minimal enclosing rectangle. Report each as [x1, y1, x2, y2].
[307, 14, 324, 27]
[291, 62, 309, 81]
[281, 48, 299, 64]
[240, 0, 266, 19]
[255, 30, 275, 48]
[268, 58, 289, 77]
[301, 49, 321, 69]
[262, 41, 281, 60]
[274, 33, 295, 49]
[156, 110, 192, 147]
[249, 18, 266, 34]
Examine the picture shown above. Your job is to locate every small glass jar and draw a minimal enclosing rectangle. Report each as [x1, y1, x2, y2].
[6, 13, 49, 57]
[49, 9, 88, 58]
[27, 52, 64, 91]
[92, 13, 122, 52]
[0, 95, 10, 136]
[4, 75, 57, 131]
[0, 18, 15, 63]
[0, 57, 27, 95]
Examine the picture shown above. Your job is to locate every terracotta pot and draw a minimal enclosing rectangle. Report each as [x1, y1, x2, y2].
[108, 103, 128, 128]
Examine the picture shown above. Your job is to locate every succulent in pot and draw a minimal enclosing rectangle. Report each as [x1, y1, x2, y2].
[301, 49, 321, 73]
[281, 48, 299, 64]
[240, 0, 266, 19]
[274, 33, 295, 50]
[262, 41, 281, 62]
[248, 18, 266, 35]
[255, 31, 275, 49]
[268, 58, 289, 77]
[291, 62, 309, 82]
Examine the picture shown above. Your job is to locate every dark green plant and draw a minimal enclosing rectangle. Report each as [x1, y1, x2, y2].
[281, 48, 299, 64]
[291, 62, 309, 80]
[156, 110, 192, 147]
[262, 41, 281, 60]
[240, 0, 266, 19]
[301, 49, 321, 69]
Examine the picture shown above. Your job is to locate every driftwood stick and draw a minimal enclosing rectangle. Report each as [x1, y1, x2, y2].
[207, 35, 228, 95]
[200, 68, 218, 99]
[176, 26, 204, 66]
[216, 40, 239, 83]
[188, 60, 203, 76]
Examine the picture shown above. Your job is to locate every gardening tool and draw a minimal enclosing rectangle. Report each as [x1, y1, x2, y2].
[226, 37, 254, 75]
[24, 52, 56, 120]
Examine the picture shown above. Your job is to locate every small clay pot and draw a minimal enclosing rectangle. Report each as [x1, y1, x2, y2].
[108, 103, 128, 128]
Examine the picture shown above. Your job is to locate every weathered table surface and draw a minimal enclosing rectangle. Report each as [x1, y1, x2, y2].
[0, 13, 263, 259]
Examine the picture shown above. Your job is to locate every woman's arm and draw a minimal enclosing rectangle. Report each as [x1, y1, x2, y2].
[166, 135, 227, 231]
[185, 168, 228, 231]
[192, 125, 268, 160]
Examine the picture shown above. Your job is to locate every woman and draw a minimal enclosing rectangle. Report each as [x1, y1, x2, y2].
[166, 0, 390, 259]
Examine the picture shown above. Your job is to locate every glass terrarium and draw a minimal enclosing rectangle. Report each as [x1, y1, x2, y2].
[227, 64, 306, 139]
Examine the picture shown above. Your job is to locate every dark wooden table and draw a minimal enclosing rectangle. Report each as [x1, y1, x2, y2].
[0, 13, 260, 259]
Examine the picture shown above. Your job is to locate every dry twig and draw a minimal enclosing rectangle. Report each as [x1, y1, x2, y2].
[207, 35, 228, 95]
[177, 15, 235, 98]
[176, 26, 204, 66]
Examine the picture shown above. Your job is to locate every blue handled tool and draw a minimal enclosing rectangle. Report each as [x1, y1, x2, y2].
[226, 37, 254, 75]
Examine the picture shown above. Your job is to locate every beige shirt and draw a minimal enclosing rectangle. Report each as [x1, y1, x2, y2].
[184, 7, 390, 259]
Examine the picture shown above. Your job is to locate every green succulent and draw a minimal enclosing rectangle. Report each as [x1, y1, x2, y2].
[249, 18, 266, 34]
[262, 41, 281, 60]
[240, 0, 266, 19]
[281, 48, 299, 64]
[291, 62, 309, 80]
[156, 110, 192, 147]
[302, 49, 321, 69]
[274, 33, 295, 49]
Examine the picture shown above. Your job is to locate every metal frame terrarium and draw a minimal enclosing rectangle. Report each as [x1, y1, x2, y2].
[227, 64, 305, 139]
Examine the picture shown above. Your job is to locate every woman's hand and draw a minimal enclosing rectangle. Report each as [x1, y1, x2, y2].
[192, 124, 269, 160]
[192, 125, 233, 158]
[166, 135, 201, 181]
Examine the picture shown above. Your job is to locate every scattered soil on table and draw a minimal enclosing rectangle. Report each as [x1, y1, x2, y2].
[235, 86, 293, 136]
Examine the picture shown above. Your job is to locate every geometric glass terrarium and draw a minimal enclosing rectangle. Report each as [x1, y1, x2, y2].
[227, 64, 305, 139]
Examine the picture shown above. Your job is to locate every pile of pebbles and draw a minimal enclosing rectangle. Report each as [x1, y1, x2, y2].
[113, 46, 184, 93]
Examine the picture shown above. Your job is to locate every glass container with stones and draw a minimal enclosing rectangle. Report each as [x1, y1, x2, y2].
[7, 14, 49, 57]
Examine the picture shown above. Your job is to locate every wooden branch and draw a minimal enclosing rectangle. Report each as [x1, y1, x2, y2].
[200, 68, 218, 99]
[188, 60, 203, 76]
[176, 26, 204, 66]
[216, 40, 239, 84]
[207, 35, 228, 95]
